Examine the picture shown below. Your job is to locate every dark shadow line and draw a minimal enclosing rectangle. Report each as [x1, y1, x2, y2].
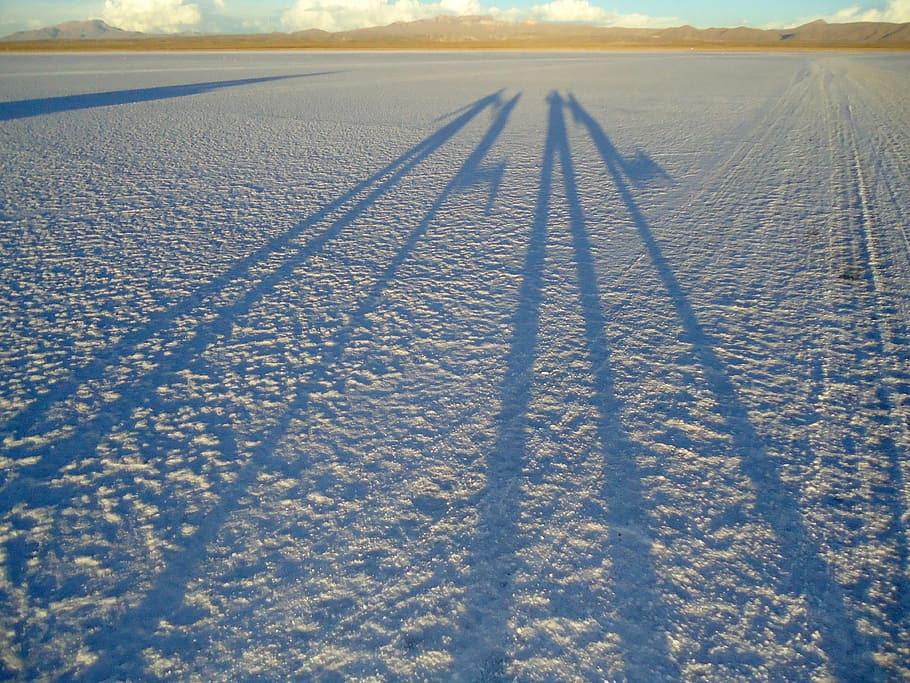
[552, 92, 680, 680]
[618, 149, 671, 187]
[447, 91, 554, 682]
[568, 93, 881, 682]
[73, 93, 520, 682]
[432, 98, 481, 123]
[0, 90, 503, 450]
[462, 160, 506, 216]
[0, 72, 336, 121]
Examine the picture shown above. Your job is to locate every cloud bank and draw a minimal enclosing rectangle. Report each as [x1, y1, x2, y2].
[826, 0, 910, 22]
[98, 0, 910, 35]
[102, 0, 202, 32]
[280, 0, 674, 31]
[774, 0, 910, 26]
[282, 0, 438, 32]
[526, 0, 669, 26]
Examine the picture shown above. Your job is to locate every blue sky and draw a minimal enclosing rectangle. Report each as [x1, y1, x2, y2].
[1, 0, 908, 36]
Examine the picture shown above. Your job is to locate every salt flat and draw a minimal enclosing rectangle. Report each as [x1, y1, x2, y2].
[0, 51, 908, 681]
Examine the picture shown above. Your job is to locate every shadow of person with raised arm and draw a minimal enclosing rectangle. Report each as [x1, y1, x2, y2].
[551, 91, 680, 681]
[1, 89, 501, 679]
[0, 88, 503, 455]
[445, 91, 553, 681]
[448, 92, 678, 681]
[68, 92, 520, 682]
[567, 92, 882, 682]
[0, 90, 504, 492]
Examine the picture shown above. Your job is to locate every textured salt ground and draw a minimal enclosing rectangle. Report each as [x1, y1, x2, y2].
[0, 51, 908, 681]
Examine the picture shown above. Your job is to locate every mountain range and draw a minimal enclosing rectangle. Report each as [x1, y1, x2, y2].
[3, 20, 144, 42]
[3, 16, 910, 49]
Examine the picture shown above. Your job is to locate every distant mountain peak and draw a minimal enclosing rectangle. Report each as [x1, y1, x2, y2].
[59, 19, 113, 30]
[2, 19, 143, 41]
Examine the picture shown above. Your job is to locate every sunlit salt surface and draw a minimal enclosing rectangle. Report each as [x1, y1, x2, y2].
[1, 50, 908, 681]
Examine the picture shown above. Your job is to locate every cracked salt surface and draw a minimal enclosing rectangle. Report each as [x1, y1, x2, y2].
[1, 50, 908, 681]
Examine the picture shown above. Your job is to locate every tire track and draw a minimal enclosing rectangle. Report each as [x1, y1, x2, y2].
[658, 59, 831, 290]
[824, 65, 909, 439]
[837, 60, 910, 306]
[666, 60, 819, 233]
[570, 80, 885, 681]
[814, 64, 910, 676]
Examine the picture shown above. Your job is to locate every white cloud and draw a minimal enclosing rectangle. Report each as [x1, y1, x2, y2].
[485, 6, 522, 21]
[779, 0, 910, 26]
[530, 0, 611, 23]
[827, 0, 910, 22]
[526, 0, 671, 26]
[440, 0, 484, 14]
[103, 0, 202, 33]
[281, 0, 672, 31]
[282, 0, 437, 31]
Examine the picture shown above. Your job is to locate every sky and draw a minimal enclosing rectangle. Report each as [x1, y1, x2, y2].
[0, 0, 909, 36]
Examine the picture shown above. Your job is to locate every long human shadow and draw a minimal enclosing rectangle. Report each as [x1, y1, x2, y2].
[0, 84, 500, 442]
[0, 73, 333, 121]
[568, 93, 881, 681]
[446, 93, 552, 682]
[0, 91, 503, 487]
[551, 92, 680, 679]
[73, 93, 521, 682]
[448, 92, 677, 681]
